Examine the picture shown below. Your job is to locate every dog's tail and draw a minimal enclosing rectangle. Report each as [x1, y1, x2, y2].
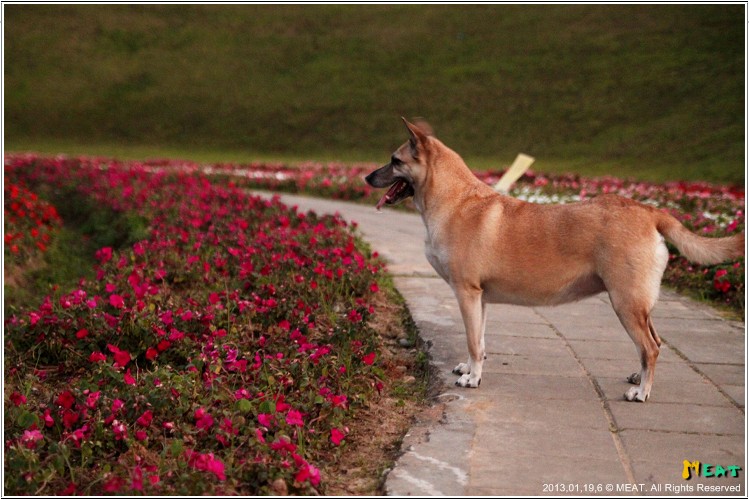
[656, 212, 744, 265]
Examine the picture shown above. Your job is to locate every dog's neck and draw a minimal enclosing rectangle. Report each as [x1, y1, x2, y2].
[415, 142, 496, 218]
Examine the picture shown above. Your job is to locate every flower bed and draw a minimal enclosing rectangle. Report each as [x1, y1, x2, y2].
[4, 155, 395, 495]
[4, 180, 61, 265]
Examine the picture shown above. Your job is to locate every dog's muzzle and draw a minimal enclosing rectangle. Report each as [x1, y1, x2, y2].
[365, 164, 415, 210]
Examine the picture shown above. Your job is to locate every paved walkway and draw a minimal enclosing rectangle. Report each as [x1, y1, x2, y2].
[254, 191, 746, 496]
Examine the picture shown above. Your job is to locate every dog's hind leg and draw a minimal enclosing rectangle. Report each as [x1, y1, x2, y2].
[454, 287, 485, 388]
[610, 291, 660, 402]
[611, 232, 668, 401]
[626, 317, 662, 386]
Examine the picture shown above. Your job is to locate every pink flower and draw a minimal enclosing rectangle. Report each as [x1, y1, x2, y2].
[257, 413, 273, 428]
[285, 409, 304, 427]
[75, 328, 89, 339]
[96, 246, 113, 263]
[112, 420, 127, 440]
[330, 394, 348, 408]
[21, 429, 44, 449]
[85, 391, 101, 409]
[109, 294, 125, 309]
[295, 462, 321, 486]
[275, 395, 291, 413]
[234, 388, 251, 400]
[111, 399, 125, 413]
[103, 475, 125, 493]
[185, 450, 226, 481]
[205, 454, 226, 481]
[331, 428, 346, 446]
[123, 369, 136, 385]
[42, 409, 54, 427]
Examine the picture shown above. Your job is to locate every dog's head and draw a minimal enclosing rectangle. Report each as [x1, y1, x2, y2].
[365, 117, 433, 210]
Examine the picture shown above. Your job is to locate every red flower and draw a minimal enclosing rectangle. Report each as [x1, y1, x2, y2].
[137, 410, 153, 427]
[56, 390, 75, 409]
[362, 352, 376, 366]
[714, 269, 732, 293]
[96, 247, 113, 263]
[62, 409, 79, 428]
[9, 391, 26, 406]
[295, 462, 321, 486]
[89, 351, 107, 363]
[194, 407, 214, 430]
[107, 344, 131, 368]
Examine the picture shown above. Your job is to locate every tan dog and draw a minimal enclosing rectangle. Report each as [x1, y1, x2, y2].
[365, 118, 744, 402]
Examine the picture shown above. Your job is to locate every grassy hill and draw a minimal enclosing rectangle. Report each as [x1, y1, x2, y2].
[3, 4, 745, 183]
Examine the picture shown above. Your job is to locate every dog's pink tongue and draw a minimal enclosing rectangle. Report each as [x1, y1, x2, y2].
[375, 180, 404, 211]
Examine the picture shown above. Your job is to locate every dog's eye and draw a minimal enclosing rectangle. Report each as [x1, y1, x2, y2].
[391, 156, 402, 166]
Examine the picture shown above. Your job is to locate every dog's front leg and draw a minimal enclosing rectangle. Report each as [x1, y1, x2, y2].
[454, 287, 485, 388]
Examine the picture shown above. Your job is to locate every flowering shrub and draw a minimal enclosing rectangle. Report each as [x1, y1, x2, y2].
[4, 180, 61, 264]
[4, 155, 393, 495]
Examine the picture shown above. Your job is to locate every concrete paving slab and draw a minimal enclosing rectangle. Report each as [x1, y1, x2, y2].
[486, 322, 560, 341]
[467, 396, 613, 431]
[608, 401, 745, 434]
[662, 333, 745, 365]
[484, 353, 585, 377]
[695, 363, 746, 386]
[473, 422, 621, 460]
[485, 335, 571, 357]
[253, 192, 746, 497]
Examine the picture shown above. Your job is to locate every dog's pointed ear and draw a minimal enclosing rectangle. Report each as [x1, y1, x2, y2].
[402, 117, 433, 145]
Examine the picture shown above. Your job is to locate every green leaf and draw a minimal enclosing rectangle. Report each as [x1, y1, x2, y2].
[16, 410, 39, 429]
[258, 400, 274, 414]
[237, 399, 253, 413]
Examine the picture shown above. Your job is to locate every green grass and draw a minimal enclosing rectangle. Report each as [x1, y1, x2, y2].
[4, 4, 745, 184]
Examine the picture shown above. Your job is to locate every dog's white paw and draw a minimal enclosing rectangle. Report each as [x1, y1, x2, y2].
[627, 372, 641, 385]
[624, 386, 648, 402]
[455, 374, 481, 388]
[452, 363, 470, 375]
